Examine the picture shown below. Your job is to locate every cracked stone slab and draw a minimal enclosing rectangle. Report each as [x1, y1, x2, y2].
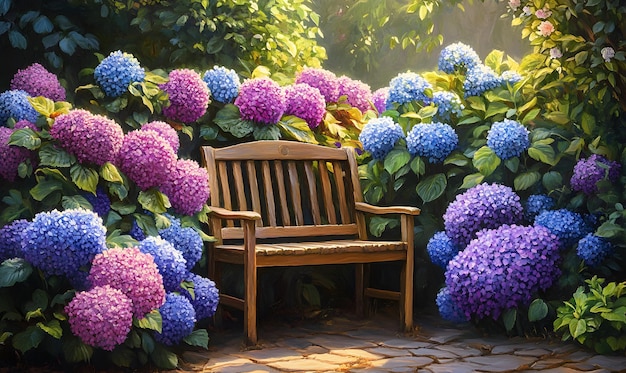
[380, 338, 433, 349]
[203, 357, 256, 370]
[205, 361, 282, 372]
[368, 356, 434, 371]
[267, 358, 341, 372]
[308, 335, 378, 350]
[409, 347, 459, 360]
[366, 346, 413, 357]
[514, 348, 552, 357]
[583, 355, 626, 371]
[235, 348, 301, 363]
[432, 344, 483, 358]
[423, 361, 488, 373]
[330, 348, 386, 360]
[307, 352, 359, 365]
[463, 355, 537, 372]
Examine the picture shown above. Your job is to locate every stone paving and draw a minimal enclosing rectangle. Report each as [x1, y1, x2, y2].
[174, 310, 626, 373]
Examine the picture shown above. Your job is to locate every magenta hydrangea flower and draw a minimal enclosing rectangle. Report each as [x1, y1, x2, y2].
[65, 285, 133, 351]
[0, 126, 33, 182]
[160, 69, 210, 123]
[295, 67, 340, 103]
[88, 247, 166, 318]
[141, 121, 179, 153]
[117, 130, 177, 190]
[337, 75, 373, 112]
[283, 83, 326, 129]
[160, 159, 210, 216]
[372, 87, 389, 114]
[570, 154, 621, 195]
[235, 77, 286, 125]
[49, 109, 124, 166]
[10, 63, 66, 101]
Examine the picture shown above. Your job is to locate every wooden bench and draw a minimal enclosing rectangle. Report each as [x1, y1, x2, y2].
[201, 140, 420, 345]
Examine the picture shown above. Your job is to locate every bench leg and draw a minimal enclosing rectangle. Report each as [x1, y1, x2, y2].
[401, 258, 414, 332]
[355, 263, 364, 317]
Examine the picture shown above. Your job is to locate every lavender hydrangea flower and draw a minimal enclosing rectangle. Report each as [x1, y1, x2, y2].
[443, 183, 523, 247]
[84, 187, 111, 217]
[0, 219, 29, 261]
[283, 83, 326, 129]
[138, 236, 188, 292]
[534, 209, 593, 249]
[438, 42, 481, 74]
[337, 75, 373, 112]
[358, 116, 404, 160]
[160, 69, 210, 123]
[10, 63, 66, 101]
[576, 233, 613, 267]
[65, 285, 133, 351]
[21, 209, 107, 278]
[436, 287, 468, 323]
[0, 90, 39, 124]
[406, 122, 458, 163]
[570, 154, 621, 195]
[445, 224, 561, 320]
[88, 247, 166, 318]
[235, 77, 286, 125]
[523, 194, 555, 223]
[160, 159, 210, 216]
[49, 109, 124, 166]
[154, 293, 196, 346]
[432, 91, 464, 121]
[386, 72, 433, 107]
[427, 231, 461, 269]
[295, 67, 340, 103]
[372, 87, 389, 114]
[180, 273, 220, 320]
[0, 126, 33, 182]
[159, 216, 203, 270]
[141, 121, 179, 153]
[463, 65, 502, 97]
[203, 66, 240, 103]
[486, 119, 530, 160]
[117, 129, 177, 190]
[94, 50, 145, 97]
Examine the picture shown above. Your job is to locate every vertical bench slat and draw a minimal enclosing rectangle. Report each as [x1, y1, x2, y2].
[318, 160, 336, 224]
[287, 161, 304, 225]
[232, 161, 247, 212]
[218, 161, 234, 227]
[247, 161, 263, 226]
[273, 161, 291, 225]
[304, 162, 322, 225]
[333, 161, 350, 224]
[262, 161, 277, 227]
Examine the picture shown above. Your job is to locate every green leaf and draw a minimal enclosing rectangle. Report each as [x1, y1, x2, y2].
[62, 195, 93, 211]
[12, 326, 45, 353]
[28, 96, 55, 116]
[9, 30, 27, 49]
[183, 329, 209, 348]
[528, 140, 556, 166]
[0, 258, 33, 287]
[457, 116, 482, 125]
[253, 124, 281, 140]
[214, 104, 254, 138]
[110, 346, 135, 367]
[70, 164, 99, 193]
[595, 222, 623, 239]
[150, 344, 178, 369]
[384, 149, 411, 175]
[100, 162, 124, 183]
[570, 318, 587, 339]
[37, 320, 62, 339]
[502, 308, 517, 332]
[542, 171, 563, 191]
[581, 112, 596, 135]
[8, 128, 41, 150]
[601, 307, 626, 323]
[141, 331, 155, 354]
[133, 309, 162, 332]
[460, 173, 484, 189]
[32, 15, 53, 34]
[277, 117, 317, 144]
[38, 143, 74, 167]
[514, 171, 541, 191]
[106, 229, 137, 249]
[138, 189, 171, 214]
[528, 299, 549, 322]
[369, 216, 399, 237]
[59, 36, 76, 55]
[410, 156, 425, 176]
[0, 332, 12, 344]
[485, 102, 510, 118]
[416, 174, 447, 203]
[63, 336, 93, 363]
[444, 154, 469, 167]
[473, 146, 501, 176]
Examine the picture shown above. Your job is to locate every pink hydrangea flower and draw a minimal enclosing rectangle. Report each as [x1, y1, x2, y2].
[295, 67, 339, 103]
[160, 159, 210, 216]
[538, 21, 555, 37]
[141, 121, 179, 153]
[283, 83, 326, 129]
[235, 77, 286, 125]
[160, 69, 210, 123]
[550, 47, 563, 59]
[10, 63, 66, 101]
[337, 75, 373, 113]
[372, 87, 390, 114]
[0, 127, 33, 182]
[535, 8, 552, 19]
[508, 0, 520, 11]
[65, 285, 133, 351]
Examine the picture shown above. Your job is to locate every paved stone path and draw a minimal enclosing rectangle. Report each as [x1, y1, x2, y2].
[175, 311, 626, 373]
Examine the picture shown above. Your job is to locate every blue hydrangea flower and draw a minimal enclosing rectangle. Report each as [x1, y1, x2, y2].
[523, 194, 555, 223]
[180, 273, 220, 320]
[534, 209, 593, 249]
[130, 219, 146, 241]
[432, 91, 464, 121]
[576, 233, 613, 267]
[159, 215, 203, 270]
[486, 119, 530, 160]
[83, 187, 111, 217]
[358, 116, 404, 160]
[501, 70, 522, 84]
[203, 66, 240, 103]
[138, 236, 188, 292]
[386, 72, 433, 108]
[463, 65, 502, 97]
[436, 287, 468, 323]
[438, 42, 481, 74]
[154, 293, 196, 346]
[427, 231, 461, 269]
[94, 51, 145, 97]
[0, 219, 29, 262]
[406, 122, 458, 163]
[0, 90, 39, 124]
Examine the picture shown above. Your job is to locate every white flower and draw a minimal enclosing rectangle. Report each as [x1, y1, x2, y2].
[550, 48, 563, 59]
[601, 47, 615, 62]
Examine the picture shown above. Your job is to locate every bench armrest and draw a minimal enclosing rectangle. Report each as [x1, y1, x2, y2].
[355, 202, 421, 216]
[210, 206, 262, 221]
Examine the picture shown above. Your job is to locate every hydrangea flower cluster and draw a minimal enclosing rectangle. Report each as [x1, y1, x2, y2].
[117, 129, 177, 190]
[10, 63, 66, 101]
[154, 293, 196, 346]
[50, 109, 124, 166]
[0, 126, 33, 182]
[358, 116, 404, 160]
[486, 119, 530, 160]
[386, 72, 433, 107]
[445, 224, 561, 320]
[337, 75, 373, 112]
[534, 209, 593, 249]
[160, 69, 210, 123]
[138, 236, 188, 292]
[88, 247, 166, 318]
[432, 91, 464, 121]
[283, 83, 326, 129]
[202, 66, 240, 103]
[235, 77, 286, 125]
[406, 122, 458, 163]
[84, 187, 111, 217]
[427, 231, 461, 269]
[523, 194, 555, 223]
[159, 216, 203, 270]
[0, 219, 29, 261]
[576, 233, 613, 267]
[372, 87, 389, 114]
[463, 65, 502, 97]
[443, 183, 523, 247]
[501, 70, 522, 84]
[180, 273, 220, 320]
[141, 121, 179, 153]
[438, 42, 481, 74]
[65, 285, 133, 351]
[295, 67, 339, 103]
[21, 209, 107, 278]
[130, 219, 146, 241]
[436, 287, 468, 323]
[0, 90, 39, 124]
[94, 51, 145, 97]
[570, 154, 621, 195]
[160, 159, 210, 216]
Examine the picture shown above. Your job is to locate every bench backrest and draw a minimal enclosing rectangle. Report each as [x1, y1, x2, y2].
[201, 141, 366, 242]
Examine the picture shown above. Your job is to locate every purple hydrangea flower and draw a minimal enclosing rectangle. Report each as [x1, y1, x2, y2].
[0, 126, 33, 182]
[0, 90, 39, 124]
[21, 209, 107, 278]
[463, 65, 502, 97]
[445, 224, 561, 320]
[523, 194, 555, 223]
[295, 67, 339, 103]
[337, 75, 373, 112]
[443, 183, 523, 247]
[359, 116, 404, 160]
[94, 51, 145, 97]
[534, 209, 593, 249]
[203, 66, 240, 103]
[406, 122, 458, 163]
[0, 219, 29, 261]
[138, 236, 188, 292]
[14, 119, 37, 131]
[576, 233, 613, 267]
[427, 231, 461, 269]
[234, 77, 286, 125]
[283, 83, 326, 129]
[372, 87, 389, 114]
[487, 119, 530, 160]
[154, 293, 196, 346]
[50, 109, 124, 166]
[386, 72, 433, 107]
[83, 187, 111, 217]
[160, 69, 210, 123]
[117, 129, 177, 190]
[160, 159, 210, 216]
[570, 154, 621, 195]
[10, 63, 66, 101]
[432, 91, 464, 122]
[141, 120, 179, 153]
[180, 272, 220, 320]
[88, 247, 166, 318]
[65, 285, 133, 351]
[159, 216, 203, 270]
[436, 287, 468, 323]
[438, 42, 481, 74]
